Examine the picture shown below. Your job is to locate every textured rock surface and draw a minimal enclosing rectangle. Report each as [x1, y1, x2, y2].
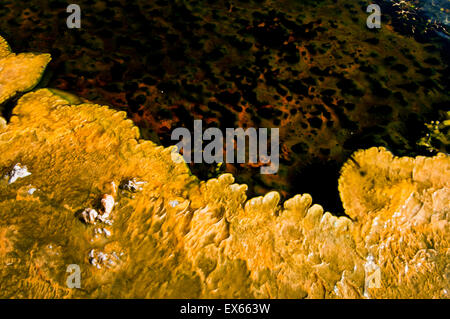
[340, 147, 449, 298]
[0, 88, 448, 298]
[0, 35, 50, 104]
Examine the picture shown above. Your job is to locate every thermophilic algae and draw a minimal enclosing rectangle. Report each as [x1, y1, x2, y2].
[0, 34, 448, 299]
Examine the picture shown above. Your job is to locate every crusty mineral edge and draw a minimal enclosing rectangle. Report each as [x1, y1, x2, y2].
[0, 88, 447, 298]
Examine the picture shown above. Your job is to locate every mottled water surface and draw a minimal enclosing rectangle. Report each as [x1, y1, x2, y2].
[0, 0, 448, 213]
